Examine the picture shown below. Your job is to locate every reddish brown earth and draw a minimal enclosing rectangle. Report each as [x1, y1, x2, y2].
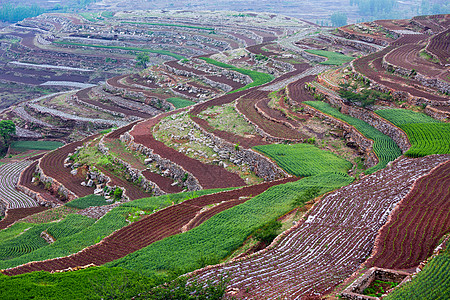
[0, 206, 49, 230]
[141, 170, 183, 194]
[367, 160, 450, 270]
[130, 114, 246, 189]
[18, 161, 61, 205]
[107, 75, 171, 100]
[39, 136, 98, 198]
[426, 28, 450, 65]
[2, 177, 298, 276]
[287, 75, 317, 104]
[236, 90, 306, 140]
[247, 43, 278, 56]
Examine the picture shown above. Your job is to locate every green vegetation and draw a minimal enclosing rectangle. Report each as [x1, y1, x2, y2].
[339, 84, 392, 107]
[122, 21, 214, 31]
[304, 101, 402, 174]
[0, 265, 228, 300]
[0, 215, 94, 262]
[376, 109, 449, 157]
[253, 220, 282, 244]
[253, 143, 352, 177]
[0, 120, 15, 157]
[10, 140, 64, 151]
[106, 173, 353, 277]
[136, 52, 150, 68]
[53, 41, 185, 60]
[364, 279, 398, 297]
[305, 50, 354, 66]
[65, 194, 111, 210]
[386, 243, 450, 300]
[166, 97, 196, 109]
[199, 57, 273, 93]
[0, 189, 230, 270]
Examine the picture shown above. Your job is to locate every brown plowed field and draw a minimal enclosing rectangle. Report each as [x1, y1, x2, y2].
[385, 43, 450, 82]
[3, 177, 298, 276]
[141, 170, 183, 194]
[76, 88, 153, 119]
[130, 114, 246, 189]
[286, 75, 316, 104]
[354, 47, 450, 104]
[105, 121, 139, 139]
[247, 43, 278, 56]
[367, 160, 450, 270]
[0, 206, 48, 230]
[39, 136, 98, 198]
[427, 28, 450, 65]
[18, 161, 61, 205]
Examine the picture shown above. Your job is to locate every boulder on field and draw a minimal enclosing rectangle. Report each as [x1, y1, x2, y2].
[70, 169, 78, 176]
[86, 179, 94, 187]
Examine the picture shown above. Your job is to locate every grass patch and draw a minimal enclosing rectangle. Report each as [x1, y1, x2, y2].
[166, 97, 196, 109]
[53, 41, 185, 60]
[10, 141, 64, 151]
[305, 50, 354, 66]
[253, 143, 352, 177]
[65, 195, 111, 210]
[199, 57, 273, 93]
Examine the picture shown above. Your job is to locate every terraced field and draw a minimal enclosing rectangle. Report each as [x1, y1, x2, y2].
[0, 161, 39, 209]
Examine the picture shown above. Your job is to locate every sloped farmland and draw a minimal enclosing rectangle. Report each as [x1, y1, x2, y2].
[194, 155, 450, 299]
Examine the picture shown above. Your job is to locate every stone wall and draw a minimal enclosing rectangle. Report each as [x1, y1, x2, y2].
[120, 131, 202, 191]
[190, 119, 287, 181]
[97, 137, 165, 196]
[302, 104, 379, 169]
[337, 28, 390, 47]
[424, 106, 450, 121]
[36, 163, 78, 202]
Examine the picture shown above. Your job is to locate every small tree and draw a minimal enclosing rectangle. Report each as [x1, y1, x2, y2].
[113, 187, 123, 200]
[136, 52, 150, 68]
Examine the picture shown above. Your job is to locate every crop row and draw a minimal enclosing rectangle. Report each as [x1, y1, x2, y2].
[253, 143, 352, 177]
[106, 172, 353, 277]
[195, 155, 450, 299]
[426, 28, 450, 65]
[0, 161, 39, 209]
[304, 101, 401, 173]
[0, 187, 240, 272]
[376, 109, 449, 157]
[368, 160, 450, 269]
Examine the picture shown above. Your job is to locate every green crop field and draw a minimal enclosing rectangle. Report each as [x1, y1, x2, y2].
[122, 21, 214, 31]
[0, 215, 94, 262]
[166, 97, 196, 109]
[199, 57, 273, 93]
[106, 173, 353, 276]
[376, 109, 450, 157]
[10, 141, 64, 151]
[53, 41, 185, 60]
[253, 143, 352, 177]
[65, 195, 111, 210]
[386, 244, 450, 300]
[304, 50, 354, 66]
[304, 101, 402, 174]
[0, 189, 231, 270]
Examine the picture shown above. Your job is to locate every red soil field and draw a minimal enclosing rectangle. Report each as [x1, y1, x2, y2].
[39, 136, 98, 198]
[427, 28, 450, 65]
[0, 206, 49, 230]
[141, 170, 183, 194]
[2, 177, 298, 276]
[130, 114, 246, 189]
[367, 160, 450, 270]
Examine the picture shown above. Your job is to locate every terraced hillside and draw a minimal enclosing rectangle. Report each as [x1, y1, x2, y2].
[0, 12, 449, 300]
